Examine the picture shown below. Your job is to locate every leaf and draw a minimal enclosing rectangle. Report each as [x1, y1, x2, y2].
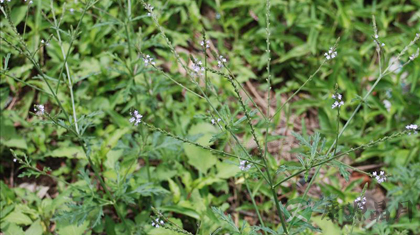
[332, 161, 350, 182]
[211, 207, 239, 232]
[99, 128, 130, 158]
[184, 123, 217, 173]
[168, 179, 181, 203]
[292, 131, 311, 147]
[47, 147, 86, 159]
[160, 206, 200, 220]
[216, 161, 240, 179]
[252, 226, 278, 235]
[10, 6, 27, 25]
[310, 132, 321, 160]
[24, 219, 43, 235]
[55, 220, 90, 235]
[311, 216, 341, 234]
[129, 183, 168, 196]
[3, 205, 38, 226]
[3, 211, 32, 225]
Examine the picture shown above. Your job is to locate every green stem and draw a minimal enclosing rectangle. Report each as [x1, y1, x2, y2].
[272, 130, 407, 188]
[80, 142, 131, 233]
[271, 60, 326, 121]
[51, 0, 80, 134]
[142, 122, 264, 167]
[244, 179, 267, 235]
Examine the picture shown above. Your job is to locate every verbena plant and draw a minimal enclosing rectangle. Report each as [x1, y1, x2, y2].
[1, 0, 419, 234]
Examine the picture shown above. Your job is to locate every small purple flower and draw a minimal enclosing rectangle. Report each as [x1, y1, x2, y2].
[354, 196, 366, 210]
[129, 110, 143, 126]
[372, 171, 387, 184]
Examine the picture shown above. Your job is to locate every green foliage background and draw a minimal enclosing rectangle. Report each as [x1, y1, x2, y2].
[1, 0, 419, 234]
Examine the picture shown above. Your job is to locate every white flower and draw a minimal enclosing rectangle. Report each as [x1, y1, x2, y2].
[375, 34, 379, 39]
[151, 218, 164, 228]
[239, 160, 252, 171]
[383, 100, 391, 112]
[331, 93, 344, 109]
[34, 104, 45, 116]
[191, 59, 205, 76]
[13, 158, 17, 162]
[324, 47, 337, 60]
[406, 124, 418, 135]
[143, 54, 156, 67]
[129, 110, 143, 126]
[371, 171, 387, 184]
[354, 196, 366, 210]
[217, 55, 227, 68]
[70, 8, 74, 14]
[409, 48, 419, 61]
[211, 118, 221, 125]
[332, 101, 344, 109]
[145, 4, 154, 11]
[145, 4, 153, 16]
[200, 40, 210, 49]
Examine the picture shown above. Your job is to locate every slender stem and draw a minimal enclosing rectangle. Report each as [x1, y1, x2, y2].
[272, 130, 407, 188]
[149, 63, 204, 98]
[271, 60, 326, 121]
[1, 4, 71, 123]
[263, 0, 272, 162]
[333, 103, 341, 156]
[80, 142, 130, 233]
[244, 179, 267, 235]
[52, 12, 79, 134]
[206, 68, 264, 117]
[142, 122, 264, 167]
[53, 0, 91, 95]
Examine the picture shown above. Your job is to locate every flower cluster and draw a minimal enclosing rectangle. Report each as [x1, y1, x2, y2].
[143, 54, 156, 67]
[145, 4, 154, 16]
[383, 100, 391, 112]
[409, 48, 419, 61]
[129, 110, 143, 126]
[41, 39, 50, 46]
[372, 171, 387, 184]
[354, 196, 366, 210]
[324, 47, 337, 60]
[405, 124, 418, 135]
[191, 59, 204, 76]
[331, 93, 344, 109]
[374, 34, 385, 47]
[217, 55, 227, 68]
[34, 104, 45, 116]
[211, 118, 221, 125]
[239, 160, 251, 171]
[200, 40, 210, 49]
[151, 218, 164, 228]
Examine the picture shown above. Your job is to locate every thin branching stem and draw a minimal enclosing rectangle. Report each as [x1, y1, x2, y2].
[50, 0, 80, 134]
[273, 130, 407, 188]
[141, 122, 264, 167]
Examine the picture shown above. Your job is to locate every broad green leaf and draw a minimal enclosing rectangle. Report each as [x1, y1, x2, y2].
[168, 179, 181, 203]
[47, 147, 86, 159]
[56, 220, 90, 235]
[25, 219, 43, 235]
[184, 123, 217, 173]
[159, 206, 200, 220]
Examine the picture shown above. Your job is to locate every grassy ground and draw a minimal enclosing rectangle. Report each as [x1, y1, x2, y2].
[1, 0, 420, 234]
